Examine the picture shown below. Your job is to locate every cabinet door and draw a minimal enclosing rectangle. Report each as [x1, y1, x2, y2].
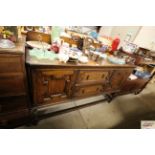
[32, 70, 74, 105]
[110, 69, 132, 90]
[122, 79, 148, 92]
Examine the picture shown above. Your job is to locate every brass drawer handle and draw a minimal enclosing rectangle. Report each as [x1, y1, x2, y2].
[96, 87, 100, 91]
[101, 74, 105, 78]
[86, 75, 89, 80]
[82, 89, 85, 94]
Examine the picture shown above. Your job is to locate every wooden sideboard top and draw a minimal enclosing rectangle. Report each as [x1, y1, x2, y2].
[26, 50, 135, 68]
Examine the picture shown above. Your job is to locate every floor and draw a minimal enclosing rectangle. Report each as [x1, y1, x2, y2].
[20, 83, 155, 129]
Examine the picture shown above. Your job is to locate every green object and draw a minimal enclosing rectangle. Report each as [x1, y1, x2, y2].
[29, 48, 58, 60]
[51, 26, 61, 42]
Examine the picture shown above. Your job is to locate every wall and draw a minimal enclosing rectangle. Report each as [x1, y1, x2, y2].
[99, 26, 113, 37]
[62, 26, 155, 51]
[133, 26, 155, 50]
[110, 26, 141, 47]
[63, 26, 97, 34]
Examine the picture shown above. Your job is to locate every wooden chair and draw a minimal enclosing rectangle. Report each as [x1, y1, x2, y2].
[26, 31, 51, 44]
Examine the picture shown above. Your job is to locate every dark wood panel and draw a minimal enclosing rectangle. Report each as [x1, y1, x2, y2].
[110, 69, 133, 90]
[0, 74, 26, 97]
[122, 79, 148, 92]
[0, 96, 28, 114]
[26, 31, 51, 44]
[0, 109, 29, 127]
[0, 41, 29, 127]
[0, 54, 23, 73]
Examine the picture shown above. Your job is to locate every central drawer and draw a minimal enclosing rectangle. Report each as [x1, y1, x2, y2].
[77, 70, 109, 84]
[74, 84, 104, 97]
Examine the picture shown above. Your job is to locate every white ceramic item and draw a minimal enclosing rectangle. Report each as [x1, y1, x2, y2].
[26, 41, 51, 49]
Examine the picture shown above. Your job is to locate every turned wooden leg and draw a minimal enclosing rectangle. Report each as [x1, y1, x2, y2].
[134, 89, 143, 95]
[105, 94, 114, 103]
[26, 108, 39, 126]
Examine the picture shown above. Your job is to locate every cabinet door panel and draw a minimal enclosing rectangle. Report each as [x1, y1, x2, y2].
[0, 54, 23, 73]
[0, 74, 25, 97]
[48, 79, 66, 95]
[122, 79, 148, 92]
[32, 69, 74, 105]
[110, 69, 132, 90]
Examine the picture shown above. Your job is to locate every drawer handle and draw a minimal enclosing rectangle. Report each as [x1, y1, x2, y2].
[86, 75, 89, 80]
[0, 105, 1, 112]
[101, 74, 105, 78]
[96, 87, 100, 91]
[82, 89, 85, 94]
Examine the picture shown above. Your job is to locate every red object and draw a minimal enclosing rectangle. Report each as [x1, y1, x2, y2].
[111, 37, 120, 52]
[51, 44, 59, 53]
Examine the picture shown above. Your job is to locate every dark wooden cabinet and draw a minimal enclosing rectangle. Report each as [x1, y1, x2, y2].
[0, 42, 29, 127]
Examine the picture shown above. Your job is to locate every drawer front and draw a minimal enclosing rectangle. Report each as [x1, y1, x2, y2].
[0, 96, 28, 114]
[77, 70, 109, 83]
[0, 74, 26, 97]
[0, 54, 23, 73]
[74, 85, 104, 97]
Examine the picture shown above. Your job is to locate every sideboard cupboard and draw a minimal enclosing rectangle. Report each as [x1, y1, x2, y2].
[26, 51, 143, 111]
[26, 52, 153, 111]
